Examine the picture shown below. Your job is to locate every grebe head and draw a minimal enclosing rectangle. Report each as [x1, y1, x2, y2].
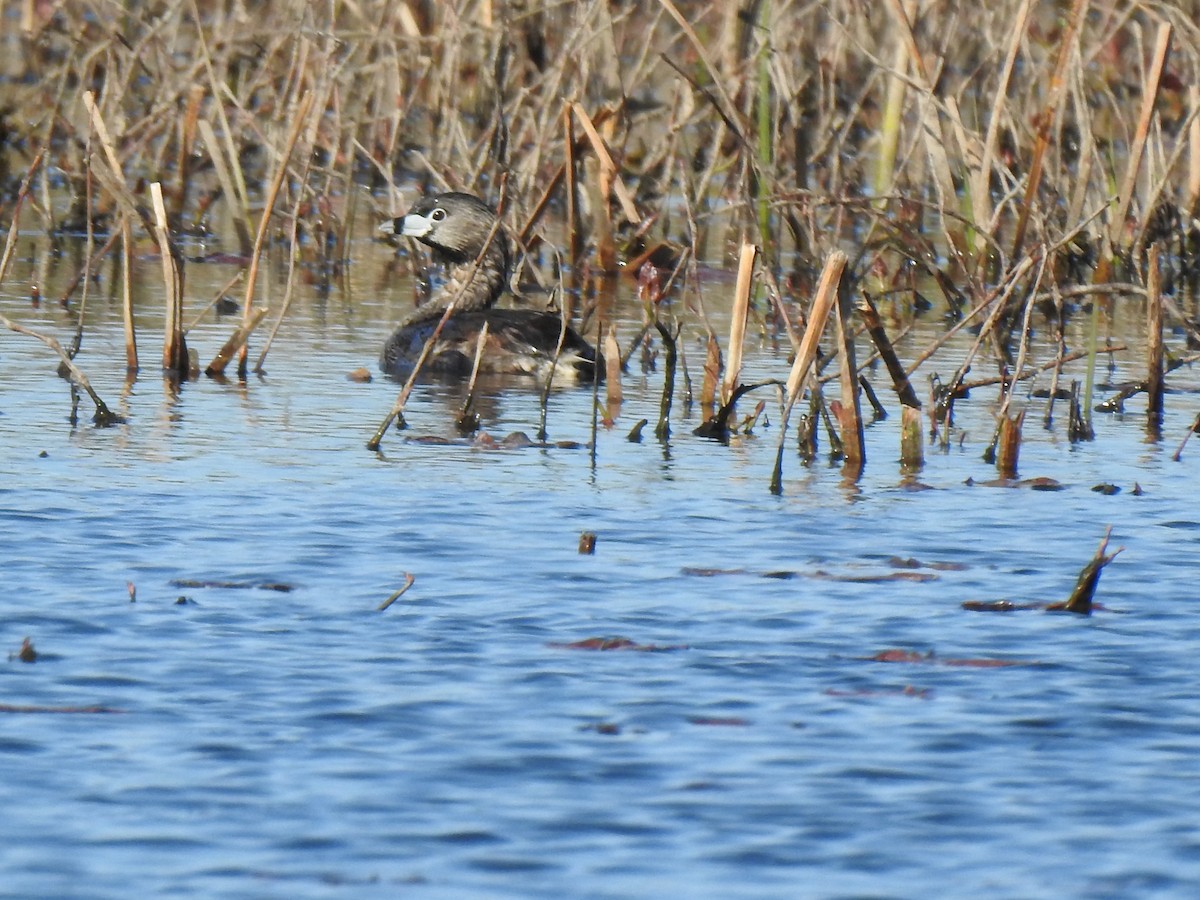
[379, 191, 508, 269]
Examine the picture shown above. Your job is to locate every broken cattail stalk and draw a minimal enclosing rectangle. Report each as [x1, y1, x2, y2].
[797, 399, 818, 463]
[700, 332, 721, 413]
[859, 293, 921, 408]
[654, 320, 679, 441]
[900, 405, 923, 470]
[722, 242, 756, 405]
[1146, 243, 1164, 430]
[833, 268, 864, 472]
[859, 376, 887, 419]
[771, 251, 846, 494]
[204, 308, 269, 378]
[1052, 527, 1122, 615]
[1068, 379, 1089, 443]
[996, 409, 1025, 478]
[604, 324, 622, 411]
[149, 182, 188, 375]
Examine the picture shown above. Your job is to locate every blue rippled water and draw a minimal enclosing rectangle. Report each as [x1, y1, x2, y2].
[3, 248, 1200, 898]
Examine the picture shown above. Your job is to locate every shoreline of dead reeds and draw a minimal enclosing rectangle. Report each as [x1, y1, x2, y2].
[0, 0, 1198, 483]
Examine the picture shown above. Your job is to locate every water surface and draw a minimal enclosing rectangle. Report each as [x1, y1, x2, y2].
[2, 233, 1200, 898]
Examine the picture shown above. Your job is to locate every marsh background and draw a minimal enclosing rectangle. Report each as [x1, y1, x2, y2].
[2, 1, 1200, 896]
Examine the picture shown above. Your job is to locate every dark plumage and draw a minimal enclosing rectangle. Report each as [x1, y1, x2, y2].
[378, 192, 600, 382]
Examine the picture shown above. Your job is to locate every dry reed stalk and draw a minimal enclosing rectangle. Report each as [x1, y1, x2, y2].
[858, 293, 920, 409]
[563, 104, 581, 298]
[1128, 104, 1200, 255]
[207, 91, 314, 378]
[81, 91, 125, 190]
[0, 151, 42, 285]
[54, 219, 121, 308]
[722, 242, 757, 405]
[972, 0, 1034, 252]
[569, 106, 639, 225]
[184, 270, 245, 334]
[172, 84, 205, 226]
[82, 89, 171, 386]
[873, 8, 910, 204]
[604, 325, 622, 410]
[120, 221, 137, 372]
[149, 182, 188, 374]
[1010, 0, 1087, 260]
[1146, 243, 1164, 429]
[1, 317, 123, 425]
[189, 0, 253, 227]
[957, 344, 1126, 393]
[198, 120, 254, 256]
[66, 148, 97, 366]
[255, 130, 319, 374]
[1189, 86, 1200, 213]
[833, 271, 864, 472]
[771, 251, 846, 494]
[1109, 22, 1172, 253]
[457, 322, 490, 434]
[1172, 413, 1200, 462]
[881, 0, 959, 221]
[996, 257, 1046, 424]
[571, 102, 640, 272]
[0, 154, 117, 424]
[377, 573, 416, 611]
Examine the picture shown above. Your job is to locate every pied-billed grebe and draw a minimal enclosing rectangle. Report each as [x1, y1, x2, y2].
[378, 191, 600, 382]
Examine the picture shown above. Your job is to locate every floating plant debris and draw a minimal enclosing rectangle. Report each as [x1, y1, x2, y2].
[548, 637, 687, 652]
[171, 579, 294, 592]
[13, 638, 37, 663]
[868, 650, 1038, 668]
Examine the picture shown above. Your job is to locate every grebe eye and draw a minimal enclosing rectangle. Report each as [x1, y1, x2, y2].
[430, 208, 446, 221]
